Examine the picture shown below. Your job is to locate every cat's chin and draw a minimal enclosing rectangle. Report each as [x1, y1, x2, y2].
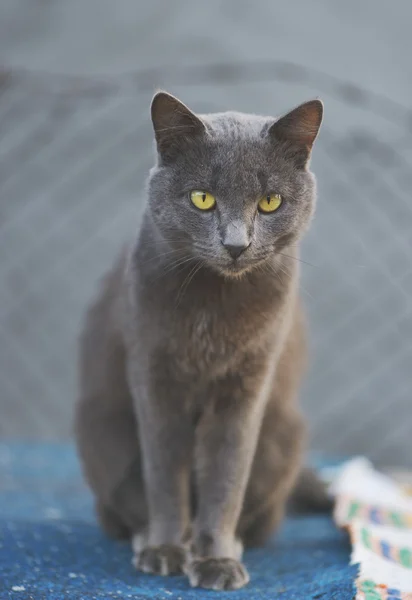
[212, 262, 257, 280]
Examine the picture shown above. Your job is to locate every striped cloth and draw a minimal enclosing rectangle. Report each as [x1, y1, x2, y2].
[332, 458, 412, 600]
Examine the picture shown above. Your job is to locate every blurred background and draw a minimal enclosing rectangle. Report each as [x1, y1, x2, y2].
[0, 0, 411, 467]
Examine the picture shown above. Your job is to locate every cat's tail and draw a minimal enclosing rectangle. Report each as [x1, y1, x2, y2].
[287, 466, 334, 514]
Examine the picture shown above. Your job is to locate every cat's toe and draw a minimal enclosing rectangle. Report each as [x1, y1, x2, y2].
[135, 545, 187, 576]
[185, 558, 250, 590]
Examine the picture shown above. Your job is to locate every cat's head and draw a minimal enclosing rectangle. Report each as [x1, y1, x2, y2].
[147, 92, 323, 278]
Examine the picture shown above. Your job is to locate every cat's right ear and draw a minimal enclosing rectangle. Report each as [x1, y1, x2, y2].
[151, 92, 206, 163]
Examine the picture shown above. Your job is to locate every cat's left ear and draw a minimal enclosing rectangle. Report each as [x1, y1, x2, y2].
[151, 91, 206, 163]
[268, 99, 323, 167]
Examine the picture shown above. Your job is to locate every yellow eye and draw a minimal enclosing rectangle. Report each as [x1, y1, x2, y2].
[258, 193, 282, 214]
[190, 190, 216, 211]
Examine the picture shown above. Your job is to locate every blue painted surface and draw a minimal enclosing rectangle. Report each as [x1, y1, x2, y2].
[0, 443, 357, 599]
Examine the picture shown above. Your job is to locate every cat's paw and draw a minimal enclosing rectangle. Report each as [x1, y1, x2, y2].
[133, 544, 187, 576]
[185, 557, 250, 590]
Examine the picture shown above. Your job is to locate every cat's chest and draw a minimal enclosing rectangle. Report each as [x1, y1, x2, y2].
[169, 304, 271, 377]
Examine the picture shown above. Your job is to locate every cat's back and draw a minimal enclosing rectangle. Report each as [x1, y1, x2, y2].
[78, 246, 129, 385]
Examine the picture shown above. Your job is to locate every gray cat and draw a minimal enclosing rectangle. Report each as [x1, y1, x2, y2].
[75, 91, 326, 591]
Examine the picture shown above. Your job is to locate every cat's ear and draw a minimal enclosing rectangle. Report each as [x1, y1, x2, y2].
[151, 91, 206, 162]
[268, 99, 323, 167]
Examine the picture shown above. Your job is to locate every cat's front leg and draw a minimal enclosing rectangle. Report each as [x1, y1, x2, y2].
[187, 368, 268, 590]
[128, 361, 194, 576]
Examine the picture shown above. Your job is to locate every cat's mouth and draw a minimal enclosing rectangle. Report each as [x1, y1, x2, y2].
[194, 244, 268, 278]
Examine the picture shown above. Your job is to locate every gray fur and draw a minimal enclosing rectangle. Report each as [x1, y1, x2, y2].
[75, 92, 324, 590]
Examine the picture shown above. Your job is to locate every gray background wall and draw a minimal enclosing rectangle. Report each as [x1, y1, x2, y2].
[0, 0, 411, 467]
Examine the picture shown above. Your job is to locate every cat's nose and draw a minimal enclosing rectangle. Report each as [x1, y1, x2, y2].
[223, 243, 249, 260]
[222, 221, 250, 259]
